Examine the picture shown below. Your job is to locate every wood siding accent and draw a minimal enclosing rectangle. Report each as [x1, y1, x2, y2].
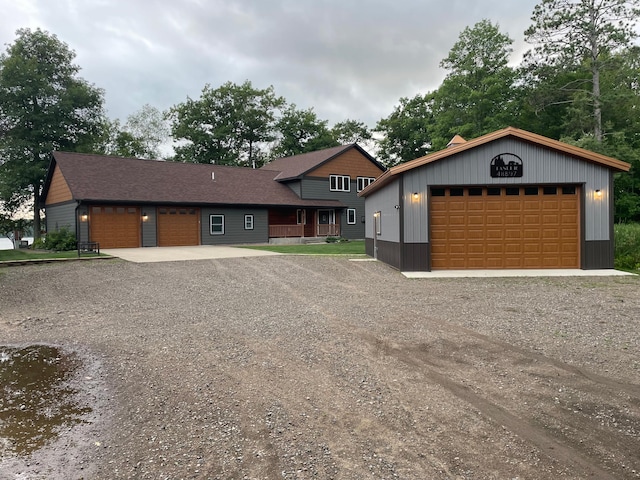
[45, 165, 73, 205]
[308, 150, 384, 179]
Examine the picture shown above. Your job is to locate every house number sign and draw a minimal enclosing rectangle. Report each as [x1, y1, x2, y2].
[490, 153, 523, 178]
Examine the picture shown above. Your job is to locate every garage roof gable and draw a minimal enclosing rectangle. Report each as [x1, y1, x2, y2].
[359, 127, 631, 197]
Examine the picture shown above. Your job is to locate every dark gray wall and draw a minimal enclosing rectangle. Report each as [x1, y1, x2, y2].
[201, 207, 268, 245]
[301, 178, 366, 239]
[46, 201, 77, 236]
[141, 208, 157, 247]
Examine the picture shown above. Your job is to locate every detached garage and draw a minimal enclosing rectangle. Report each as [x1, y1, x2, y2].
[360, 127, 631, 271]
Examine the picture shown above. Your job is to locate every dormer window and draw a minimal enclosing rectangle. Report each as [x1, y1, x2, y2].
[330, 175, 350, 192]
[357, 177, 375, 192]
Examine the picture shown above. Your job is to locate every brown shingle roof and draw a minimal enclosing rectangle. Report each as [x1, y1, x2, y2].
[261, 144, 383, 180]
[49, 152, 343, 208]
[360, 127, 631, 197]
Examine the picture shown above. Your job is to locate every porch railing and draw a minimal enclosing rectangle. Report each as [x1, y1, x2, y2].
[317, 224, 340, 237]
[268, 224, 340, 238]
[269, 224, 305, 238]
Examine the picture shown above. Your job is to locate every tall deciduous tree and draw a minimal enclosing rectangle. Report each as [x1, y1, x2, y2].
[0, 28, 104, 237]
[168, 81, 284, 167]
[331, 119, 372, 145]
[375, 93, 434, 166]
[524, 0, 640, 142]
[124, 104, 170, 159]
[271, 105, 338, 158]
[430, 19, 518, 149]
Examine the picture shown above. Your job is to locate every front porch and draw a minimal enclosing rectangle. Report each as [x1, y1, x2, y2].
[268, 208, 340, 239]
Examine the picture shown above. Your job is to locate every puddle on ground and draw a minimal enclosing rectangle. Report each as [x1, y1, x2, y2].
[0, 344, 92, 456]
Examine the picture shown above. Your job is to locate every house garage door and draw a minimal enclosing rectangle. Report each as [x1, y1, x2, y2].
[430, 186, 580, 269]
[157, 207, 200, 246]
[90, 206, 140, 248]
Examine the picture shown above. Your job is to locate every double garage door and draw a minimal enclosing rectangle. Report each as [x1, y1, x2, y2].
[430, 186, 580, 269]
[89, 206, 200, 248]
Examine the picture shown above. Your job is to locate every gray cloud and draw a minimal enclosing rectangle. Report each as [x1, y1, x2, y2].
[2, 0, 539, 128]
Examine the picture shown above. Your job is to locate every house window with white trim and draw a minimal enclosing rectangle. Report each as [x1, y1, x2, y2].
[244, 214, 254, 230]
[329, 174, 350, 192]
[210, 214, 225, 235]
[357, 177, 375, 192]
[347, 208, 356, 225]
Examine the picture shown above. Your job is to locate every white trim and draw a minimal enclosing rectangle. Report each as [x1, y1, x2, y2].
[210, 214, 225, 235]
[346, 208, 356, 225]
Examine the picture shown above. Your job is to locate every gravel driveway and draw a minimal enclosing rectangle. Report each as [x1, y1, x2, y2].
[1, 256, 639, 479]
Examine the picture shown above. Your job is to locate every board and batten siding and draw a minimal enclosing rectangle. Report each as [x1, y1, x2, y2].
[300, 178, 366, 239]
[200, 207, 268, 245]
[142, 208, 157, 247]
[46, 201, 77, 234]
[402, 138, 613, 244]
[364, 179, 400, 243]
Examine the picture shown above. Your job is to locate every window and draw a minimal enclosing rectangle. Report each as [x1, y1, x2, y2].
[347, 208, 356, 225]
[357, 177, 375, 192]
[330, 174, 351, 192]
[506, 187, 520, 196]
[244, 214, 254, 230]
[562, 186, 576, 195]
[524, 187, 539, 195]
[375, 212, 382, 235]
[450, 188, 464, 196]
[468, 187, 483, 196]
[210, 215, 224, 235]
[487, 187, 501, 196]
[296, 209, 306, 224]
[431, 188, 445, 197]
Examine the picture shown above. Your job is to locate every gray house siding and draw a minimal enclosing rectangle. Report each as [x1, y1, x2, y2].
[141, 208, 157, 247]
[299, 178, 367, 239]
[46, 201, 78, 236]
[201, 207, 268, 245]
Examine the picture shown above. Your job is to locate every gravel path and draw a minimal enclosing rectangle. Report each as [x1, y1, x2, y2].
[1, 256, 639, 479]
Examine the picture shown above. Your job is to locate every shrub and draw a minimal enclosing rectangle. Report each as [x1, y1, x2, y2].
[614, 223, 640, 271]
[36, 227, 77, 251]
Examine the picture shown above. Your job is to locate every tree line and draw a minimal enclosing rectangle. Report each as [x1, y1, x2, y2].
[1, 0, 639, 237]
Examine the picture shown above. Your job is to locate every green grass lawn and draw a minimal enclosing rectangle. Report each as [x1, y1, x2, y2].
[240, 240, 366, 255]
[0, 249, 104, 261]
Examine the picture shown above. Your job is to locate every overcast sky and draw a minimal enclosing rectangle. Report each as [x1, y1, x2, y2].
[2, 0, 541, 129]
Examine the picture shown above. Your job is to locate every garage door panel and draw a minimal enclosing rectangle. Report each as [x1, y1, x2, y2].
[430, 186, 579, 269]
[90, 206, 140, 248]
[157, 207, 200, 246]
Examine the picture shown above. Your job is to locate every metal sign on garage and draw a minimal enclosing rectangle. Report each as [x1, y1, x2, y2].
[490, 153, 523, 178]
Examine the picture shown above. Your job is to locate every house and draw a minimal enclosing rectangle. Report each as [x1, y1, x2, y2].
[41, 144, 386, 248]
[359, 127, 631, 271]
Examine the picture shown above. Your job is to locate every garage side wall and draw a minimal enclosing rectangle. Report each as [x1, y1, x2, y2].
[141, 209, 157, 247]
[364, 179, 401, 268]
[46, 201, 77, 236]
[201, 208, 268, 245]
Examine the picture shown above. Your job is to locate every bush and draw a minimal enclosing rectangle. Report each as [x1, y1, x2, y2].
[325, 236, 349, 243]
[614, 223, 640, 271]
[35, 227, 77, 251]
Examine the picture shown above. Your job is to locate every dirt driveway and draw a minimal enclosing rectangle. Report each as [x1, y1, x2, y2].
[0, 256, 639, 479]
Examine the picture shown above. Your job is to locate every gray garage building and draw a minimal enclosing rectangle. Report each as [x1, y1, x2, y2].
[359, 127, 631, 271]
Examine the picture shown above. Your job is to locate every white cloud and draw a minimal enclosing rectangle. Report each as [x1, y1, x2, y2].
[1, 0, 540, 127]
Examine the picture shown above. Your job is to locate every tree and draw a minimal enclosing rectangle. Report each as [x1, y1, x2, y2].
[123, 104, 170, 159]
[271, 105, 338, 158]
[375, 93, 434, 166]
[168, 81, 284, 167]
[524, 0, 640, 142]
[331, 119, 372, 145]
[0, 28, 104, 238]
[430, 19, 519, 149]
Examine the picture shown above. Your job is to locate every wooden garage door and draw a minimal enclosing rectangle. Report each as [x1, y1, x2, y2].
[430, 186, 580, 269]
[90, 206, 140, 248]
[157, 207, 200, 247]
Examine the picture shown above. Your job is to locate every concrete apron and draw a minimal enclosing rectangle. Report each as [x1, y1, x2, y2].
[402, 269, 635, 278]
[102, 245, 281, 263]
